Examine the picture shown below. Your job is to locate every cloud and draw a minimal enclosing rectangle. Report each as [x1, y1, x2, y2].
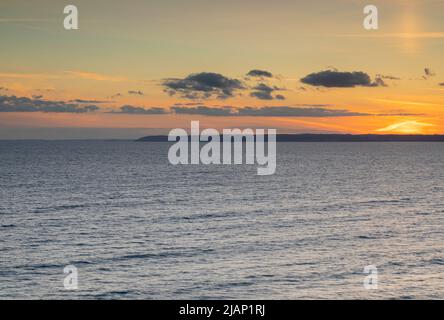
[246, 70, 273, 78]
[0, 71, 128, 82]
[250, 83, 286, 100]
[424, 68, 436, 77]
[0, 95, 100, 113]
[236, 106, 368, 117]
[335, 32, 444, 39]
[172, 102, 203, 106]
[65, 71, 128, 82]
[439, 83, 444, 86]
[172, 105, 234, 116]
[36, 87, 55, 92]
[170, 105, 369, 117]
[373, 76, 388, 87]
[128, 90, 144, 96]
[113, 105, 167, 115]
[0, 72, 59, 80]
[163, 72, 245, 100]
[300, 70, 386, 88]
[70, 99, 111, 104]
[372, 98, 442, 108]
[376, 113, 425, 116]
[377, 74, 401, 80]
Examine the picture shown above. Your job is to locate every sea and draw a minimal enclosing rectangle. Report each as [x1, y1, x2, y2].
[0, 141, 443, 299]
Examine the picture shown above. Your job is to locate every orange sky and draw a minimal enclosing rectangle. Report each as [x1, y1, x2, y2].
[0, 0, 443, 138]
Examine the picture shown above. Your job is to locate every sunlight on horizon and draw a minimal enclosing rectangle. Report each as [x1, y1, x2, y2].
[377, 120, 436, 134]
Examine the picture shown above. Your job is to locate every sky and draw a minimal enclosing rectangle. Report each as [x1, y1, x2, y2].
[0, 0, 443, 139]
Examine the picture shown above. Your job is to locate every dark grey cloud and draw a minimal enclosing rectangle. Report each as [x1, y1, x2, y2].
[128, 90, 144, 96]
[114, 105, 167, 114]
[250, 83, 286, 100]
[300, 70, 385, 88]
[163, 72, 245, 100]
[0, 95, 99, 113]
[170, 105, 369, 117]
[246, 70, 273, 78]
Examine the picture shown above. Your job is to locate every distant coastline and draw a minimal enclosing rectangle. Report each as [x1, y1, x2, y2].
[137, 134, 444, 142]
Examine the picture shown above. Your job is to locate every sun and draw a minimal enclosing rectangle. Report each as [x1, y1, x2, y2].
[377, 121, 436, 134]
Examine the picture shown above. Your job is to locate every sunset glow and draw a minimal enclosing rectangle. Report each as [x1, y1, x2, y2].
[1, 0, 443, 138]
[377, 121, 436, 134]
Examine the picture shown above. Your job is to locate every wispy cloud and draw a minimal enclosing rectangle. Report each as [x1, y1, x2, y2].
[336, 32, 444, 39]
[0, 73, 59, 79]
[69, 99, 112, 104]
[128, 90, 144, 96]
[171, 105, 369, 117]
[0, 71, 129, 82]
[112, 105, 167, 115]
[0, 95, 100, 113]
[65, 71, 128, 82]
[372, 98, 443, 108]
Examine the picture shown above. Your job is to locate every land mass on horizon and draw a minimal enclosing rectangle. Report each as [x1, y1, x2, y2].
[137, 134, 444, 142]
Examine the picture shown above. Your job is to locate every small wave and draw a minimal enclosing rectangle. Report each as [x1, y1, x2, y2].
[90, 290, 133, 299]
[32, 203, 90, 213]
[116, 248, 215, 262]
[22, 263, 61, 270]
[0, 224, 16, 228]
[70, 260, 94, 266]
[181, 212, 237, 220]
[429, 258, 444, 265]
[118, 253, 161, 260]
[416, 212, 432, 216]
[359, 198, 411, 205]
[245, 274, 275, 280]
[357, 235, 378, 240]
[213, 281, 254, 289]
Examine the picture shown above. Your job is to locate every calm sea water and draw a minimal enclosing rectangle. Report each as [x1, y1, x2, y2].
[0, 141, 443, 299]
